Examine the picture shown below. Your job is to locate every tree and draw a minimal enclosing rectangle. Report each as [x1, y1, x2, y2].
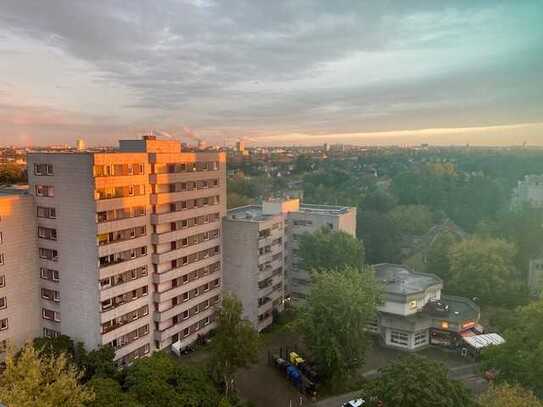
[227, 192, 252, 209]
[360, 189, 398, 213]
[298, 228, 365, 271]
[124, 352, 222, 407]
[447, 238, 518, 304]
[210, 293, 261, 396]
[389, 205, 434, 235]
[0, 163, 26, 185]
[358, 210, 401, 264]
[426, 231, 461, 281]
[298, 266, 380, 381]
[0, 343, 94, 407]
[86, 378, 141, 407]
[480, 299, 543, 398]
[478, 383, 543, 407]
[363, 355, 474, 407]
[33, 335, 116, 382]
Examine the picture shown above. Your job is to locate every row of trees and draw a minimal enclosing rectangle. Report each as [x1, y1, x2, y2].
[0, 294, 261, 407]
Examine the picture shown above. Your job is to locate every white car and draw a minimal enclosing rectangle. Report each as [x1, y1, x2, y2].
[342, 399, 365, 407]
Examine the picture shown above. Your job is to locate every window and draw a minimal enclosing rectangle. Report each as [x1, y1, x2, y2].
[0, 318, 7, 330]
[390, 330, 409, 347]
[43, 327, 61, 338]
[0, 296, 6, 309]
[42, 308, 60, 322]
[35, 185, 54, 197]
[34, 163, 54, 176]
[0, 253, 4, 265]
[40, 268, 59, 282]
[0, 275, 4, 287]
[37, 206, 56, 219]
[414, 330, 428, 346]
[39, 248, 58, 261]
[41, 288, 60, 302]
[408, 299, 417, 310]
[38, 227, 57, 241]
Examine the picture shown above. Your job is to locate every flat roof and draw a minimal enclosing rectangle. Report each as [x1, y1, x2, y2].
[373, 263, 442, 296]
[227, 205, 277, 222]
[298, 203, 351, 215]
[424, 294, 480, 322]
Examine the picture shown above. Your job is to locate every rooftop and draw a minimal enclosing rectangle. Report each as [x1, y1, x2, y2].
[298, 203, 352, 215]
[227, 205, 275, 222]
[423, 294, 480, 323]
[373, 263, 442, 296]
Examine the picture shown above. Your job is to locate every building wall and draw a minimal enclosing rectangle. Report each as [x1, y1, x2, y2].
[223, 220, 260, 324]
[28, 153, 103, 348]
[0, 194, 41, 357]
[223, 214, 285, 331]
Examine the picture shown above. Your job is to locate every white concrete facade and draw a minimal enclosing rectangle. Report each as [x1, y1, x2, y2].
[223, 208, 284, 331]
[0, 191, 42, 359]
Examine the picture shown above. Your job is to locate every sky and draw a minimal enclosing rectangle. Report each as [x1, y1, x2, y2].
[1, 0, 542, 147]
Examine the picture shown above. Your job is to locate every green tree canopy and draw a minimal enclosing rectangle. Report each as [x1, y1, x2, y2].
[85, 378, 141, 407]
[426, 231, 461, 281]
[480, 299, 543, 398]
[363, 355, 474, 407]
[124, 352, 222, 407]
[478, 383, 543, 407]
[298, 266, 380, 381]
[209, 293, 261, 396]
[389, 204, 434, 235]
[358, 210, 401, 264]
[298, 228, 365, 271]
[447, 238, 518, 304]
[0, 343, 94, 407]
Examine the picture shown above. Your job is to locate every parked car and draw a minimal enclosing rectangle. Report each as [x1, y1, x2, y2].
[342, 399, 365, 407]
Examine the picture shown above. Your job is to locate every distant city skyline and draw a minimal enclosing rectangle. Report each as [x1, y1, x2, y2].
[1, 1, 542, 146]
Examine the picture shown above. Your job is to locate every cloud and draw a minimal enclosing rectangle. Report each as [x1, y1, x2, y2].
[0, 1, 542, 145]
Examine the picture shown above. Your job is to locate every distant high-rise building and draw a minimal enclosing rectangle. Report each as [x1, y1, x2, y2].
[1, 136, 226, 365]
[235, 140, 245, 153]
[512, 175, 543, 209]
[76, 139, 86, 151]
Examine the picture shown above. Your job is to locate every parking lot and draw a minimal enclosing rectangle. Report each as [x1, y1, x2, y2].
[234, 329, 483, 407]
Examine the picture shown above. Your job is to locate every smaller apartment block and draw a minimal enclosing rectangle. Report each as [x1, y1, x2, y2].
[223, 207, 285, 331]
[371, 264, 480, 351]
[223, 199, 356, 330]
[0, 188, 42, 360]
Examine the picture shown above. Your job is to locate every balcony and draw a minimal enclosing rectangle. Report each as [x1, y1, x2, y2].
[99, 256, 150, 280]
[150, 170, 221, 185]
[151, 205, 221, 225]
[99, 296, 151, 324]
[152, 256, 220, 284]
[153, 307, 215, 342]
[153, 288, 219, 322]
[151, 222, 219, 245]
[151, 239, 219, 265]
[95, 195, 149, 212]
[257, 314, 273, 331]
[150, 188, 220, 206]
[97, 235, 150, 257]
[153, 273, 220, 304]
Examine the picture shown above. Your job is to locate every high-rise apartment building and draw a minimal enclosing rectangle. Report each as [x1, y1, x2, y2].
[15, 136, 226, 365]
[223, 207, 285, 331]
